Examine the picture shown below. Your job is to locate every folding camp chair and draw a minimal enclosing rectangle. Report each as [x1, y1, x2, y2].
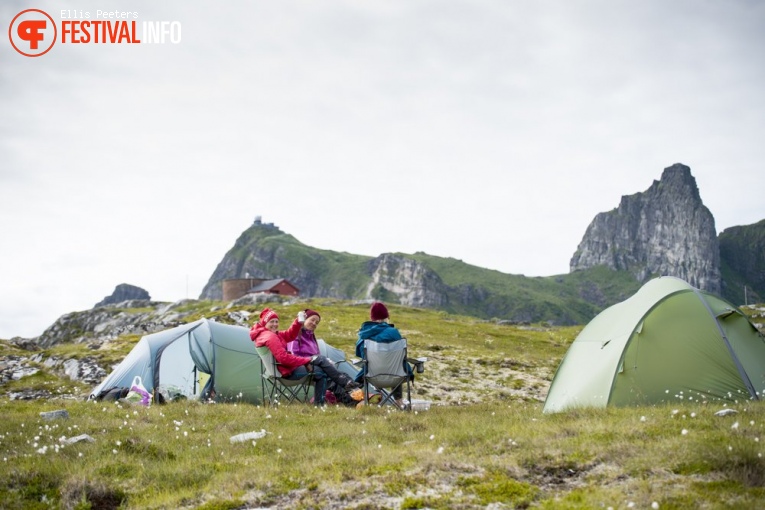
[360, 338, 423, 411]
[255, 346, 313, 405]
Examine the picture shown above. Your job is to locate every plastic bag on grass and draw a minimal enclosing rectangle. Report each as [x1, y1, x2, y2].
[124, 376, 151, 406]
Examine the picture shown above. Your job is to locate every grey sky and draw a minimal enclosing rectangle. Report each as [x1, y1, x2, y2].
[1, 0, 763, 338]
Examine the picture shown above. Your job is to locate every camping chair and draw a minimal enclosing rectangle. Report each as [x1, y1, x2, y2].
[360, 338, 424, 411]
[255, 346, 313, 405]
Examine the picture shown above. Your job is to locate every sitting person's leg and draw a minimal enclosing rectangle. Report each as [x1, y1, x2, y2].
[311, 355, 359, 391]
[312, 371, 328, 405]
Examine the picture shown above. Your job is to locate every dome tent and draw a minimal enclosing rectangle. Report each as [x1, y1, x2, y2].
[90, 319, 264, 403]
[544, 277, 765, 413]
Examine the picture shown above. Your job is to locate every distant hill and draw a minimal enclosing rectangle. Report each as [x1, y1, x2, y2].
[199, 220, 642, 326]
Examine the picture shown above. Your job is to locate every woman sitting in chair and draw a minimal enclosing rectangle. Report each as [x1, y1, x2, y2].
[286, 309, 321, 357]
[250, 308, 361, 406]
[355, 302, 413, 408]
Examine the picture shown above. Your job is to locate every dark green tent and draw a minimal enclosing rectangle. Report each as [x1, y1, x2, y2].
[544, 277, 765, 413]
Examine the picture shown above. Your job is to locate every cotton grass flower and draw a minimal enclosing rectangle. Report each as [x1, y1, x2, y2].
[681, 429, 689, 435]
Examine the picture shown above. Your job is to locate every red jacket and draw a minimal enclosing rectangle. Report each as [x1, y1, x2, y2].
[250, 319, 308, 376]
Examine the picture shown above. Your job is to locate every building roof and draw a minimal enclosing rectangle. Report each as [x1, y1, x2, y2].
[248, 278, 299, 293]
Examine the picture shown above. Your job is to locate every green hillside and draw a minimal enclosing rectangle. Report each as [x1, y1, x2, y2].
[719, 219, 765, 305]
[407, 253, 642, 324]
[202, 222, 643, 326]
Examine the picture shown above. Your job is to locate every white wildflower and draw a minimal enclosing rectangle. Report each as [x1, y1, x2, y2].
[429, 435, 435, 440]
[681, 429, 689, 435]
[640, 416, 646, 422]
[732, 422, 739, 430]
[112, 449, 118, 454]
[652, 502, 659, 509]
[437, 446, 444, 454]
[277, 448, 282, 453]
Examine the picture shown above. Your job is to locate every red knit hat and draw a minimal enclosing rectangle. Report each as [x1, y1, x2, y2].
[304, 309, 320, 320]
[370, 302, 389, 321]
[260, 308, 279, 326]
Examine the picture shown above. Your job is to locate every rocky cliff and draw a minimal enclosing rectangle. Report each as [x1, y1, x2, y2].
[365, 253, 449, 308]
[569, 163, 721, 294]
[719, 219, 765, 304]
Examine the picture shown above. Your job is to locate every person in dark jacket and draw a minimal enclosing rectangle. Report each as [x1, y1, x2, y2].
[251, 308, 360, 406]
[355, 302, 413, 407]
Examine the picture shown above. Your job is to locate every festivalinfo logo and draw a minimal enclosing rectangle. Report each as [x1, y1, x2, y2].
[8, 8, 182, 57]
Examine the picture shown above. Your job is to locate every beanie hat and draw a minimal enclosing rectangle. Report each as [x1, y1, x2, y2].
[259, 308, 279, 326]
[370, 302, 389, 321]
[304, 309, 320, 320]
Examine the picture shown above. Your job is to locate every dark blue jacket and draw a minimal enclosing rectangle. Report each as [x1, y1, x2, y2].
[355, 321, 412, 381]
[355, 321, 403, 357]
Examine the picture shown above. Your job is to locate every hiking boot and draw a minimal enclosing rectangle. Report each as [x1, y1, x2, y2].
[344, 380, 361, 392]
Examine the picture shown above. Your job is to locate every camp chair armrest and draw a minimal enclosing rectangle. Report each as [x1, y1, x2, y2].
[406, 356, 427, 374]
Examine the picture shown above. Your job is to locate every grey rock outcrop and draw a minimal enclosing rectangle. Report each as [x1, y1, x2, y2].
[36, 299, 194, 348]
[95, 284, 151, 308]
[364, 254, 448, 308]
[570, 163, 721, 294]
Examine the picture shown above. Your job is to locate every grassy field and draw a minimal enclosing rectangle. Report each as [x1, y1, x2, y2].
[1, 300, 764, 509]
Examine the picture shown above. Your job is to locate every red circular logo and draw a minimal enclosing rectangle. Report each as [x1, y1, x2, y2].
[9, 9, 57, 57]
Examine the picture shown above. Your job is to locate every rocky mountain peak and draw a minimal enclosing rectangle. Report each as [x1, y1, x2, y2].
[656, 163, 700, 200]
[570, 163, 721, 294]
[94, 284, 151, 308]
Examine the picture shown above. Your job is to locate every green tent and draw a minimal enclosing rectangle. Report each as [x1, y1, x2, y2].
[543, 277, 765, 413]
[90, 319, 265, 403]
